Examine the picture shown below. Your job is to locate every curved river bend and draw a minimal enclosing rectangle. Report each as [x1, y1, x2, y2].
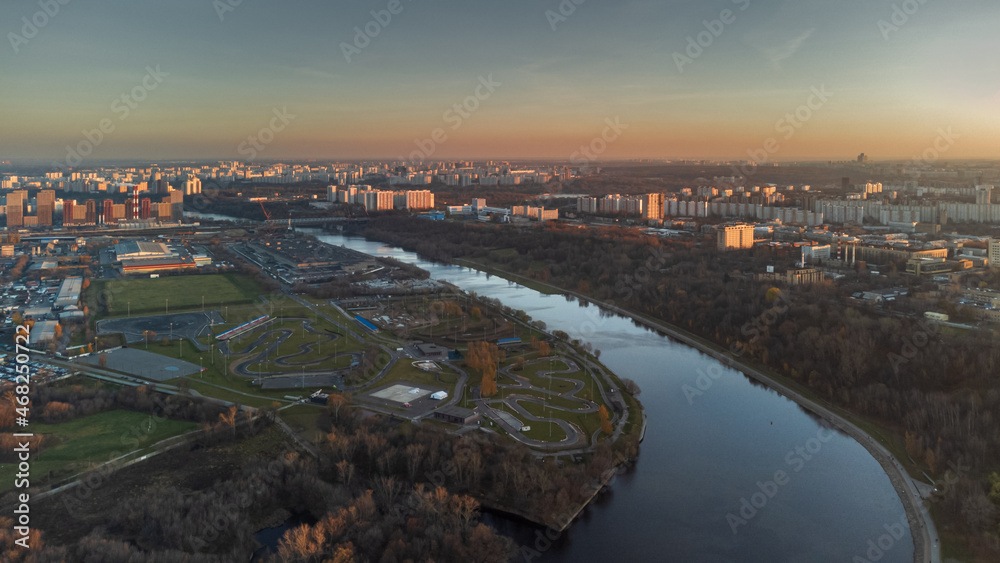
[314, 232, 913, 563]
[187, 215, 914, 563]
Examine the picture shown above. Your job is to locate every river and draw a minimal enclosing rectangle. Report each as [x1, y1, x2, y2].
[315, 232, 913, 563]
[189, 213, 915, 562]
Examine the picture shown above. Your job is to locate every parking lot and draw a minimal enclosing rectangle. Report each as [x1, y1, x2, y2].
[79, 348, 203, 382]
[0, 350, 71, 386]
[357, 380, 449, 417]
[98, 311, 224, 345]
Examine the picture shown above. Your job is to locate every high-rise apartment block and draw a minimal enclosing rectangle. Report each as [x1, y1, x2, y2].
[36, 190, 55, 225]
[717, 224, 756, 251]
[642, 193, 664, 221]
[5, 191, 26, 227]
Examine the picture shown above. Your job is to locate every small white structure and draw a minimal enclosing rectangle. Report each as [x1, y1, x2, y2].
[430, 391, 448, 401]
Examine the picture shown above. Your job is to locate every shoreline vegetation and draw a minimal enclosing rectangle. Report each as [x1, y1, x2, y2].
[457, 257, 932, 559]
[360, 220, 996, 561]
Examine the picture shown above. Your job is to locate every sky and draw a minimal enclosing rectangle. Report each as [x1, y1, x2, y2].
[2, 0, 999, 164]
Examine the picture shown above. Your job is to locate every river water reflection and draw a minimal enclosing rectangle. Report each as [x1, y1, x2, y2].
[307, 232, 913, 563]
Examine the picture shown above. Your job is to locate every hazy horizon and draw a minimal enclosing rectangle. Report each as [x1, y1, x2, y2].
[3, 0, 998, 164]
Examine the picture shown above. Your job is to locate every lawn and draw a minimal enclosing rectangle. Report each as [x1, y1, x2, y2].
[492, 401, 567, 442]
[0, 409, 197, 492]
[517, 399, 600, 443]
[90, 273, 263, 318]
[495, 387, 587, 411]
[279, 404, 325, 444]
[502, 358, 606, 404]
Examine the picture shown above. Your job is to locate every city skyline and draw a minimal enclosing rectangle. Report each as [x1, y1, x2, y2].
[2, 0, 999, 164]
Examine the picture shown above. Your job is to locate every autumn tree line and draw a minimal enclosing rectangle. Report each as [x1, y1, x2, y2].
[314, 398, 639, 556]
[467, 341, 504, 397]
[364, 216, 1000, 557]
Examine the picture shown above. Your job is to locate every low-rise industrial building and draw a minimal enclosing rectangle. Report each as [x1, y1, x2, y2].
[433, 405, 478, 425]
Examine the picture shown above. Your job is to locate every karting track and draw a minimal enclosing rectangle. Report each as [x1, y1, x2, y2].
[229, 318, 360, 384]
[475, 357, 602, 448]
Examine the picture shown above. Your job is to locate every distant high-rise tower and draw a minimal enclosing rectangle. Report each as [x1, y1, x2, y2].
[642, 193, 664, 221]
[140, 198, 151, 220]
[976, 185, 993, 205]
[36, 190, 55, 225]
[63, 200, 75, 226]
[102, 199, 114, 224]
[169, 189, 184, 220]
[5, 190, 26, 227]
[857, 153, 869, 163]
[85, 200, 97, 224]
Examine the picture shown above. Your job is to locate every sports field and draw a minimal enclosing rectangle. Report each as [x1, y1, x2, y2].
[90, 274, 262, 317]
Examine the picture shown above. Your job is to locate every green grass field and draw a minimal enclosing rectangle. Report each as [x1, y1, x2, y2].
[492, 401, 568, 442]
[279, 404, 325, 444]
[90, 273, 263, 318]
[518, 399, 598, 442]
[0, 410, 197, 492]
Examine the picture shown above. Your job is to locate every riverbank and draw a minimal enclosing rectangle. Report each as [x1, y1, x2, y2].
[451, 258, 934, 563]
[481, 467, 618, 532]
